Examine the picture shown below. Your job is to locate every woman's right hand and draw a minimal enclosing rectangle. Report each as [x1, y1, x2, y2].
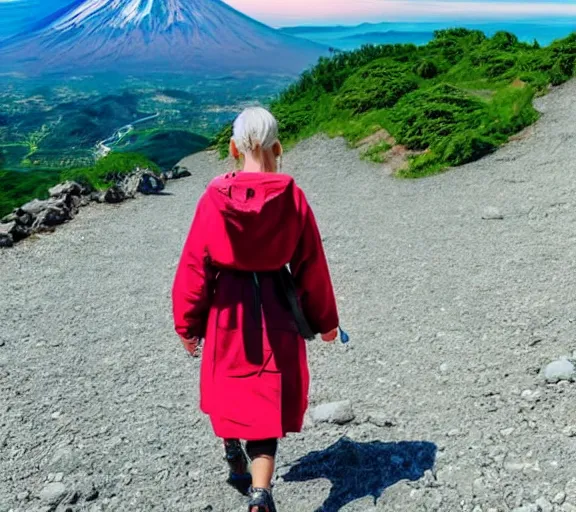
[180, 336, 202, 357]
[321, 328, 338, 343]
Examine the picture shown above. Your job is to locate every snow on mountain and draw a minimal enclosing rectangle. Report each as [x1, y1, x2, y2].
[0, 0, 326, 75]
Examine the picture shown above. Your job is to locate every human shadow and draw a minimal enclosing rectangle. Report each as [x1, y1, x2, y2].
[282, 436, 437, 512]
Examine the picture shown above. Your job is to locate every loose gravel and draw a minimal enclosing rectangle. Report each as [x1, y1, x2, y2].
[2, 80, 576, 512]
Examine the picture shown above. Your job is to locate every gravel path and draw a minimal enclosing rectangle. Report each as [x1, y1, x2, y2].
[2, 80, 576, 512]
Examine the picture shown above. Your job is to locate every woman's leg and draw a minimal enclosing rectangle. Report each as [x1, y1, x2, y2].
[224, 439, 249, 475]
[224, 439, 251, 495]
[245, 439, 278, 489]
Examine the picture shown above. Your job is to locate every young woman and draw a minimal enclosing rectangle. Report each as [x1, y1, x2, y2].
[172, 107, 339, 512]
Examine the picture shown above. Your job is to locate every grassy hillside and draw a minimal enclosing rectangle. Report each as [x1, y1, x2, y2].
[114, 129, 210, 169]
[218, 29, 576, 177]
[0, 153, 159, 218]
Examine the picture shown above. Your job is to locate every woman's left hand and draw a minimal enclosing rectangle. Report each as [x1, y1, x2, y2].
[180, 336, 202, 357]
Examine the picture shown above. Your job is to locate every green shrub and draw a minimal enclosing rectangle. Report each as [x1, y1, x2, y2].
[484, 54, 517, 78]
[335, 60, 419, 114]
[436, 131, 497, 166]
[398, 152, 445, 178]
[415, 60, 439, 79]
[489, 31, 520, 50]
[389, 84, 486, 150]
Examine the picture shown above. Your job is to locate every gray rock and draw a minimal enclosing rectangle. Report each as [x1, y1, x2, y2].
[172, 166, 192, 179]
[482, 207, 504, 220]
[17, 490, 30, 501]
[0, 233, 13, 248]
[20, 198, 51, 215]
[90, 191, 105, 203]
[309, 400, 355, 425]
[120, 174, 141, 199]
[38, 482, 67, 505]
[49, 181, 82, 198]
[511, 505, 538, 512]
[566, 478, 576, 501]
[535, 497, 553, 512]
[104, 186, 126, 204]
[32, 204, 70, 230]
[48, 447, 80, 473]
[0, 221, 16, 235]
[542, 359, 576, 383]
[552, 492, 567, 505]
[365, 411, 397, 428]
[138, 172, 165, 195]
[0, 220, 29, 245]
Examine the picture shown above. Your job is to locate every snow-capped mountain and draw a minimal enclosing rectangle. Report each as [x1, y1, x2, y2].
[0, 0, 326, 75]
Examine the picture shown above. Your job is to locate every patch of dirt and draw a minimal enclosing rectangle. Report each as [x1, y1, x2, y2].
[356, 129, 396, 149]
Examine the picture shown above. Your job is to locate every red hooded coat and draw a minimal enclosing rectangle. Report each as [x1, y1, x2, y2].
[172, 171, 339, 440]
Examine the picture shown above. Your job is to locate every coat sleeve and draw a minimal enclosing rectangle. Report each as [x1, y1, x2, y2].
[290, 195, 339, 335]
[172, 195, 215, 340]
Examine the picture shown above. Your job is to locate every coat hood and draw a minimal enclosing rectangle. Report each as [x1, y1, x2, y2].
[203, 171, 305, 271]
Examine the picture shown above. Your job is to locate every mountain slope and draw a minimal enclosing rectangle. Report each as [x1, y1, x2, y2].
[0, 0, 326, 75]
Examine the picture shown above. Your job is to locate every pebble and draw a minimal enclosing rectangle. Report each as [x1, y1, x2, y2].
[511, 505, 538, 512]
[542, 359, 575, 383]
[17, 490, 30, 501]
[365, 411, 397, 428]
[482, 207, 504, 220]
[38, 482, 67, 505]
[521, 389, 542, 402]
[309, 400, 355, 425]
[501, 427, 515, 436]
[535, 497, 553, 512]
[566, 478, 576, 501]
[552, 491, 567, 505]
[562, 425, 576, 438]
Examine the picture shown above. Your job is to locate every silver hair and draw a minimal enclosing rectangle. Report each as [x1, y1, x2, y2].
[232, 106, 279, 154]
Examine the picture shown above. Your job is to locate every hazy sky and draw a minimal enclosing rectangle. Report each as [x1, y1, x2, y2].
[1, 0, 576, 30]
[226, 0, 576, 26]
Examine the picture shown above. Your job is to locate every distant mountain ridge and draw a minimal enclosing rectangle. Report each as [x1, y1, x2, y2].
[0, 0, 326, 76]
[281, 19, 576, 50]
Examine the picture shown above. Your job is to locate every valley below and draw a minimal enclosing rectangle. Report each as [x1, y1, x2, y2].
[0, 72, 293, 172]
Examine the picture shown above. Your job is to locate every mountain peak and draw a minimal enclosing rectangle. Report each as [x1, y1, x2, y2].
[52, 0, 188, 31]
[0, 0, 326, 76]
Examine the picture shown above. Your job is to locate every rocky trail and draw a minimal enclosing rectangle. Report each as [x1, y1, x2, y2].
[2, 80, 576, 512]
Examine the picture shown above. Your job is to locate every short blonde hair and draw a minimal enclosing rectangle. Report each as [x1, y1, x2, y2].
[232, 107, 279, 154]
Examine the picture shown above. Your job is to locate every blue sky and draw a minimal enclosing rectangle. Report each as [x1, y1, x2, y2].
[2, 0, 576, 34]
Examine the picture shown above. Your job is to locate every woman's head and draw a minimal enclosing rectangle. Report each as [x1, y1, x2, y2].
[230, 106, 283, 173]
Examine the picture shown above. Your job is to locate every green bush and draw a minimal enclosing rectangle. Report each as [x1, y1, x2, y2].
[335, 61, 419, 114]
[437, 131, 497, 166]
[388, 84, 486, 150]
[415, 60, 439, 79]
[488, 31, 520, 50]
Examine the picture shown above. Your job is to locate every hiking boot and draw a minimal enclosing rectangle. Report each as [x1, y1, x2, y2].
[224, 440, 251, 496]
[248, 487, 277, 512]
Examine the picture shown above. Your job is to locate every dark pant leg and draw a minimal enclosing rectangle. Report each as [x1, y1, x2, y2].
[245, 438, 278, 459]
